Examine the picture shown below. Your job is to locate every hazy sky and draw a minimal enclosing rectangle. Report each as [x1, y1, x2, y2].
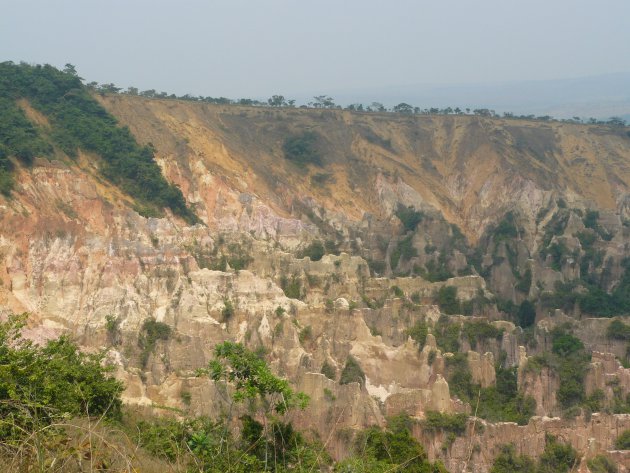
[2, 0, 629, 100]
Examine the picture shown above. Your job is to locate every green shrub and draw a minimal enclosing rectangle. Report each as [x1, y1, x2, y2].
[0, 96, 52, 169]
[493, 212, 519, 241]
[490, 444, 536, 473]
[538, 434, 577, 473]
[338, 418, 448, 473]
[422, 411, 468, 435]
[221, 298, 235, 320]
[105, 314, 121, 345]
[516, 268, 533, 293]
[395, 205, 424, 232]
[587, 455, 618, 473]
[476, 366, 536, 425]
[321, 361, 336, 380]
[406, 321, 428, 350]
[518, 300, 537, 328]
[434, 315, 461, 353]
[325, 298, 334, 313]
[615, 429, 630, 449]
[437, 285, 460, 315]
[298, 325, 312, 343]
[390, 234, 417, 270]
[301, 240, 325, 261]
[424, 254, 454, 282]
[608, 319, 630, 341]
[0, 167, 14, 196]
[391, 285, 404, 297]
[445, 353, 474, 402]
[280, 274, 302, 299]
[551, 330, 584, 356]
[462, 321, 503, 349]
[134, 417, 195, 462]
[282, 131, 322, 166]
[203, 341, 309, 415]
[367, 258, 386, 275]
[0, 314, 123, 440]
[543, 328, 590, 409]
[583, 210, 600, 230]
[138, 317, 172, 368]
[339, 355, 365, 386]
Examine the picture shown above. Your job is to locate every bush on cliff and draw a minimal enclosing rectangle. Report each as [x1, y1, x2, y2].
[282, 131, 323, 166]
[337, 415, 449, 473]
[339, 355, 365, 386]
[491, 435, 577, 473]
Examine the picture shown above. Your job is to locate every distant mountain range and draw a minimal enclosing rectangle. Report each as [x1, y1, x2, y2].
[296, 72, 630, 120]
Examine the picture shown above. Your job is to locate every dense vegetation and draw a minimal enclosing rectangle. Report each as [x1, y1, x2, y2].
[0, 319, 458, 471]
[339, 355, 366, 386]
[491, 435, 580, 473]
[0, 314, 123, 442]
[525, 326, 590, 411]
[282, 131, 323, 167]
[443, 347, 535, 426]
[0, 61, 197, 222]
[337, 415, 449, 472]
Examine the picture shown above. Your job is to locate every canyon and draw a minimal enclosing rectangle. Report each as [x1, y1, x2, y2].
[2, 87, 630, 471]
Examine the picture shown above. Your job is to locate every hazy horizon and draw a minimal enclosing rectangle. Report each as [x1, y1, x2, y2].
[2, 0, 630, 117]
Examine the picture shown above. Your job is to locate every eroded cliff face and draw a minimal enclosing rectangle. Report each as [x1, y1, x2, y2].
[2, 96, 630, 471]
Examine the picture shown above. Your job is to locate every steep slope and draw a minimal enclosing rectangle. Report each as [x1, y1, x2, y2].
[2, 65, 630, 471]
[100, 94, 630, 240]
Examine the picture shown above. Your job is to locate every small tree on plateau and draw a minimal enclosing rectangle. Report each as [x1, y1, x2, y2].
[63, 63, 78, 76]
[312, 95, 335, 109]
[267, 95, 287, 107]
[393, 103, 414, 114]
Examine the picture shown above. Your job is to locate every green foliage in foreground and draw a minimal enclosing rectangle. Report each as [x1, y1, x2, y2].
[0, 314, 123, 441]
[202, 341, 309, 415]
[0, 61, 197, 222]
[0, 317, 450, 472]
[135, 414, 330, 472]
